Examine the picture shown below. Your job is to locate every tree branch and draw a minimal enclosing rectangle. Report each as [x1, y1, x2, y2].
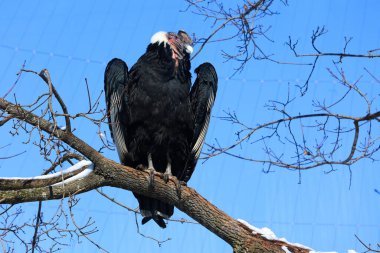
[0, 160, 310, 252]
[0, 96, 313, 252]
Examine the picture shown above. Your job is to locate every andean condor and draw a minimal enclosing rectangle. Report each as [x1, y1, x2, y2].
[104, 30, 217, 228]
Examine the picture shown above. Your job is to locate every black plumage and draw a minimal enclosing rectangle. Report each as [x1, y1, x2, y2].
[104, 31, 217, 228]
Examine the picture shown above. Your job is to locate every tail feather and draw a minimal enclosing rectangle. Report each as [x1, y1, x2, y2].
[134, 193, 173, 229]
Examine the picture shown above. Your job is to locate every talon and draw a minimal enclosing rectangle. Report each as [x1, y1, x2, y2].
[162, 172, 170, 183]
[146, 153, 156, 189]
[136, 164, 146, 171]
[147, 167, 155, 190]
[172, 177, 183, 200]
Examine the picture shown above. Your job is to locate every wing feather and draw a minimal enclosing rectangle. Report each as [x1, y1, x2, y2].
[182, 63, 217, 181]
[104, 58, 129, 163]
[192, 90, 214, 157]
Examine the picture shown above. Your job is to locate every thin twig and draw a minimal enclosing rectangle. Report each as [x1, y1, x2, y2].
[134, 213, 171, 247]
[69, 197, 109, 253]
[2, 61, 26, 99]
[31, 201, 42, 253]
[355, 234, 380, 253]
[96, 189, 138, 213]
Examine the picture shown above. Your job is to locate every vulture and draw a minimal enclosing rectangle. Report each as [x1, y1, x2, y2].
[104, 30, 217, 228]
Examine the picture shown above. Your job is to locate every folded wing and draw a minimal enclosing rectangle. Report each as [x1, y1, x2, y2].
[182, 63, 218, 182]
[104, 58, 129, 164]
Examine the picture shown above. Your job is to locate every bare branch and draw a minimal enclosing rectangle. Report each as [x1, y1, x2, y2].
[68, 197, 109, 253]
[134, 213, 171, 247]
[288, 26, 380, 59]
[96, 189, 138, 213]
[0, 150, 26, 160]
[31, 201, 42, 253]
[186, 0, 291, 72]
[355, 234, 380, 253]
[2, 61, 26, 99]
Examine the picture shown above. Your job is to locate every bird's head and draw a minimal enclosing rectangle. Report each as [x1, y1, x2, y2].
[150, 30, 193, 62]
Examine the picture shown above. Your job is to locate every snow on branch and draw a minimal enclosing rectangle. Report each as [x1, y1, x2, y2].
[51, 162, 93, 186]
[0, 160, 93, 191]
[238, 219, 358, 253]
[0, 160, 92, 181]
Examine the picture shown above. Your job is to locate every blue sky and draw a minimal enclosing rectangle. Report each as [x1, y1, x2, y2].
[0, 1, 379, 252]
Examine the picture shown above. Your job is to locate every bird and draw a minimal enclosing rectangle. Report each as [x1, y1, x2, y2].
[104, 30, 217, 228]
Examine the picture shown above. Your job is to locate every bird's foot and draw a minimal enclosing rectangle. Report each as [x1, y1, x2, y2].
[146, 167, 156, 190]
[144, 153, 156, 189]
[171, 177, 187, 200]
[162, 158, 172, 183]
[135, 164, 155, 189]
[162, 171, 171, 183]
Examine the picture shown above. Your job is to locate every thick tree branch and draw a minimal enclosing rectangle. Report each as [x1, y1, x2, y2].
[0, 97, 103, 164]
[0, 96, 310, 252]
[0, 162, 90, 190]
[0, 159, 310, 252]
[0, 172, 104, 203]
